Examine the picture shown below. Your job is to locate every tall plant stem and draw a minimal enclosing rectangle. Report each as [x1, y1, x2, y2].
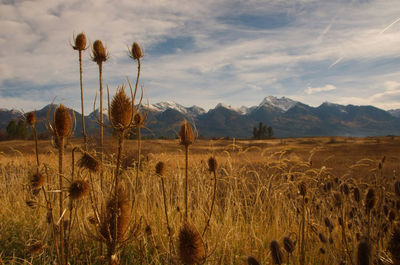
[135, 127, 141, 190]
[160, 177, 172, 264]
[98, 62, 104, 191]
[79, 50, 87, 150]
[300, 195, 306, 265]
[32, 125, 40, 174]
[58, 137, 65, 265]
[202, 170, 217, 237]
[184, 145, 189, 221]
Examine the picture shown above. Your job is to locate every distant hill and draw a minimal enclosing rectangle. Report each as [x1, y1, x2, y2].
[1, 97, 399, 138]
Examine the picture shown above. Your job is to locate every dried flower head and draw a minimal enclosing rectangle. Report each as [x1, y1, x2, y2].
[92, 40, 108, 64]
[134, 112, 143, 126]
[298, 181, 307, 196]
[270, 240, 283, 265]
[365, 188, 376, 214]
[110, 86, 133, 129]
[26, 111, 36, 126]
[179, 120, 194, 146]
[333, 192, 342, 208]
[155, 161, 166, 176]
[208, 157, 217, 173]
[30, 173, 45, 189]
[129, 42, 143, 60]
[283, 236, 295, 253]
[69, 179, 89, 200]
[178, 222, 205, 265]
[357, 239, 371, 265]
[73, 32, 87, 51]
[354, 187, 361, 202]
[54, 104, 71, 137]
[78, 152, 101, 173]
[247, 256, 261, 265]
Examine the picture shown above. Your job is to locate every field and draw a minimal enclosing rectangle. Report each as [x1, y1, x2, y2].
[0, 135, 399, 264]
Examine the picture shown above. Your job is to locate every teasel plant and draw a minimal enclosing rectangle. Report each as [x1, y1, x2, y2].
[72, 32, 89, 150]
[179, 120, 195, 221]
[202, 156, 217, 237]
[46, 103, 76, 265]
[92, 79, 143, 264]
[91, 39, 109, 190]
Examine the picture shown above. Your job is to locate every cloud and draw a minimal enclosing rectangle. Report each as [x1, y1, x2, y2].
[305, 84, 336, 95]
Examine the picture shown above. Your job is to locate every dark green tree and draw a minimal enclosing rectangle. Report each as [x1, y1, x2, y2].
[253, 122, 267, 139]
[267, 126, 273, 138]
[6, 120, 17, 139]
[16, 119, 28, 139]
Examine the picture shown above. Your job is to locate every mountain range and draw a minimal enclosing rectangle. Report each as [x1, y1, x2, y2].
[1, 96, 400, 138]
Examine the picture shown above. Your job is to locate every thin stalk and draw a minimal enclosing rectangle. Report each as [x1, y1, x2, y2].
[58, 137, 65, 265]
[300, 195, 305, 265]
[79, 50, 87, 150]
[160, 177, 172, 264]
[202, 170, 217, 237]
[135, 127, 141, 191]
[184, 145, 189, 221]
[32, 125, 39, 173]
[98, 61, 104, 191]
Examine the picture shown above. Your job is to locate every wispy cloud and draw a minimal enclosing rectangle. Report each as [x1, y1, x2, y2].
[305, 84, 336, 95]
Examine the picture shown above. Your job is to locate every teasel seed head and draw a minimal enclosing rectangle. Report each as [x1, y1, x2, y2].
[134, 112, 144, 126]
[92, 40, 108, 64]
[270, 240, 283, 265]
[155, 161, 166, 176]
[30, 173, 45, 189]
[73, 32, 87, 51]
[54, 104, 71, 137]
[340, 183, 349, 196]
[298, 181, 307, 196]
[68, 179, 89, 200]
[354, 187, 361, 202]
[178, 222, 205, 265]
[26, 111, 36, 126]
[283, 236, 295, 253]
[247, 256, 261, 265]
[365, 188, 376, 214]
[208, 156, 217, 173]
[179, 120, 194, 146]
[110, 86, 133, 129]
[78, 152, 101, 173]
[319, 233, 327, 244]
[130, 42, 143, 60]
[333, 192, 342, 208]
[394, 181, 400, 197]
[357, 239, 371, 265]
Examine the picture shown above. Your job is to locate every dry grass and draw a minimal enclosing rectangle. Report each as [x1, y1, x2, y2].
[0, 136, 399, 264]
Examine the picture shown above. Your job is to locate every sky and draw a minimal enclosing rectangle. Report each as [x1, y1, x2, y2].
[1, 0, 400, 113]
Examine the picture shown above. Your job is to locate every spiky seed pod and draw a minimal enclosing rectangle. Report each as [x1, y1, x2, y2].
[73, 32, 87, 51]
[130, 42, 143, 60]
[357, 239, 371, 265]
[54, 104, 71, 137]
[327, 181, 333, 191]
[110, 86, 133, 129]
[319, 233, 327, 243]
[283, 236, 295, 253]
[354, 187, 361, 202]
[208, 157, 217, 173]
[68, 179, 89, 200]
[365, 188, 376, 214]
[247, 256, 261, 265]
[26, 111, 36, 126]
[340, 183, 350, 196]
[134, 112, 143, 126]
[333, 192, 342, 208]
[179, 120, 194, 146]
[92, 40, 107, 64]
[388, 224, 400, 262]
[27, 241, 45, 255]
[78, 152, 101, 173]
[298, 181, 307, 196]
[389, 209, 396, 222]
[178, 222, 205, 265]
[324, 217, 334, 232]
[101, 185, 130, 243]
[395, 181, 400, 197]
[30, 173, 45, 189]
[155, 161, 166, 176]
[270, 240, 283, 265]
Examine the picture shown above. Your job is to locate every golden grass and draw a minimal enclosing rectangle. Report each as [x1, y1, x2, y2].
[0, 136, 399, 264]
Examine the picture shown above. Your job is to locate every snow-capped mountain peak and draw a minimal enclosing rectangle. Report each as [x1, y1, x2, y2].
[149, 101, 205, 117]
[258, 96, 298, 112]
